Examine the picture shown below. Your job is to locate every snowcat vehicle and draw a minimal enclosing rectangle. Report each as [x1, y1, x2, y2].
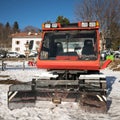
[8, 21, 107, 113]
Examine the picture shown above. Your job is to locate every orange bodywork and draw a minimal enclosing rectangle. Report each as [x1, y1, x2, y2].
[36, 59, 100, 70]
[36, 21, 101, 71]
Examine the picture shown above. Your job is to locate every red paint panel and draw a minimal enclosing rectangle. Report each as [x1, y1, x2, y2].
[36, 60, 100, 70]
[56, 56, 79, 60]
[101, 59, 112, 69]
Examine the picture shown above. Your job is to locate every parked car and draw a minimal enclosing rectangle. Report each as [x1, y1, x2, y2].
[0, 50, 7, 58]
[113, 51, 120, 58]
[0, 53, 4, 58]
[18, 54, 26, 58]
[6, 52, 20, 58]
[29, 52, 38, 58]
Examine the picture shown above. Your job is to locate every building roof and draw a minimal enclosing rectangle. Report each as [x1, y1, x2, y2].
[11, 32, 42, 38]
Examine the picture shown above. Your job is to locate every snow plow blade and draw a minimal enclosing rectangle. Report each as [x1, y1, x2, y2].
[79, 74, 107, 113]
[8, 79, 80, 109]
[8, 84, 36, 110]
[80, 93, 107, 113]
[8, 75, 107, 113]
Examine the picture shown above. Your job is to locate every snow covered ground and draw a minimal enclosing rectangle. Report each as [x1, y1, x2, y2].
[0, 62, 120, 120]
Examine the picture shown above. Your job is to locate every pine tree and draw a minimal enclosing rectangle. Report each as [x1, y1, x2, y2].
[5, 22, 11, 38]
[13, 21, 20, 33]
[56, 16, 70, 24]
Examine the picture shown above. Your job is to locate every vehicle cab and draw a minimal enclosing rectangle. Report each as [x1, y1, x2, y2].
[37, 21, 101, 71]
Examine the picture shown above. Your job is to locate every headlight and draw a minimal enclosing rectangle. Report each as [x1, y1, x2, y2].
[89, 22, 96, 27]
[44, 23, 51, 28]
[81, 22, 88, 27]
[52, 23, 58, 28]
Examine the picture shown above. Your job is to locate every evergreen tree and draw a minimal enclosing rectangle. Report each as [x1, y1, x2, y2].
[13, 21, 20, 33]
[0, 23, 4, 41]
[56, 16, 70, 24]
[5, 22, 11, 38]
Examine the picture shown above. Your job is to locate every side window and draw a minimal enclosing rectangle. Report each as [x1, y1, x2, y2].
[40, 37, 49, 59]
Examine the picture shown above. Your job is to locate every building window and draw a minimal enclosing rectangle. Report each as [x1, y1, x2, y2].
[15, 47, 20, 51]
[16, 41, 20, 45]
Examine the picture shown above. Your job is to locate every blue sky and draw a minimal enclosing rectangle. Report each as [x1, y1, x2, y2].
[0, 0, 81, 30]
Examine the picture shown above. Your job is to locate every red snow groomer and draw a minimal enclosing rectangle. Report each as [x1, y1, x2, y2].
[8, 21, 107, 113]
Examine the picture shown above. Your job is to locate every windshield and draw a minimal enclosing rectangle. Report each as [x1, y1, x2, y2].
[40, 30, 97, 60]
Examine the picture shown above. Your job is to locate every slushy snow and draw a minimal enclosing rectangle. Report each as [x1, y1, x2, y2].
[0, 63, 120, 120]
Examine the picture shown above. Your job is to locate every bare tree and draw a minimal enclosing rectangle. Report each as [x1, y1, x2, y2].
[75, 0, 120, 50]
[23, 26, 40, 32]
[75, 0, 120, 31]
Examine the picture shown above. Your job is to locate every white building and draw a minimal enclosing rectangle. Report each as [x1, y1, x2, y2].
[11, 32, 42, 55]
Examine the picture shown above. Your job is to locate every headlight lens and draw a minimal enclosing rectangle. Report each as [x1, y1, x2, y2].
[81, 22, 88, 27]
[52, 23, 58, 28]
[44, 24, 51, 28]
[89, 22, 96, 27]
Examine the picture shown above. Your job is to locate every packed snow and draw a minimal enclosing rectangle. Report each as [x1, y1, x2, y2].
[0, 61, 120, 120]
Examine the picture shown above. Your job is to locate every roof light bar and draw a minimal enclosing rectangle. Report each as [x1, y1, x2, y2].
[42, 23, 59, 28]
[89, 22, 96, 27]
[51, 23, 58, 28]
[44, 23, 51, 28]
[81, 22, 88, 27]
[42, 21, 99, 29]
[80, 21, 99, 27]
